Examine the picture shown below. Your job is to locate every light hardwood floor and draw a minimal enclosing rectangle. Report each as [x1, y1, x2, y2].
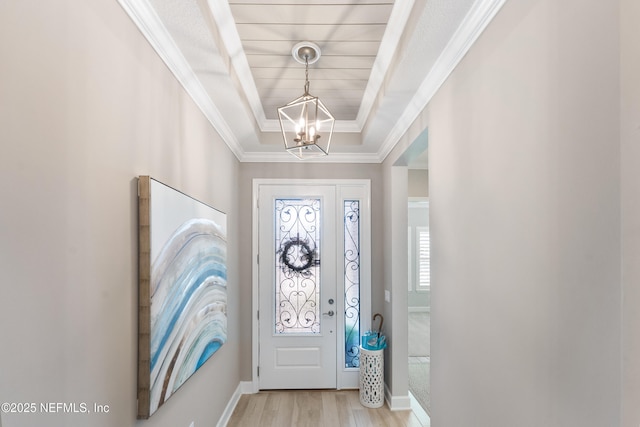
[226, 389, 429, 427]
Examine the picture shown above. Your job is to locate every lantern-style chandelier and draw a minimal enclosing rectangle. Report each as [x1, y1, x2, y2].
[278, 42, 335, 160]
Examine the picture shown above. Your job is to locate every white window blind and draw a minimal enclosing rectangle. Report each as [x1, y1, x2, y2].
[416, 226, 430, 289]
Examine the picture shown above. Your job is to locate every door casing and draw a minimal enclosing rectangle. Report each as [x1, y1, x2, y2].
[251, 179, 371, 392]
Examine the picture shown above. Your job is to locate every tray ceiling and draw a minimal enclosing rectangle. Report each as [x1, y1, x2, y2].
[118, 0, 506, 162]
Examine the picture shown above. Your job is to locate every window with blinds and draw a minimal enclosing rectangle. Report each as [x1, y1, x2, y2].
[416, 226, 430, 290]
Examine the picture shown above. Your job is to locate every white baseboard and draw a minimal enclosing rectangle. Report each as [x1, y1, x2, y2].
[409, 391, 431, 426]
[216, 381, 254, 427]
[384, 384, 412, 411]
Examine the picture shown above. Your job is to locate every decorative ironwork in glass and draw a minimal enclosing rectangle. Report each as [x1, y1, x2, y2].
[344, 200, 361, 368]
[274, 198, 321, 334]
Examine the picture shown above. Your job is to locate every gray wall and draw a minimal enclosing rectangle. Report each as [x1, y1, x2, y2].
[385, 0, 626, 425]
[237, 162, 384, 381]
[621, 0, 640, 425]
[0, 2, 240, 427]
[381, 165, 409, 404]
[408, 170, 428, 198]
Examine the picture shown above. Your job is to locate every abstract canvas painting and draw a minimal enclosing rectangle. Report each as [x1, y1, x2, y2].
[137, 176, 227, 419]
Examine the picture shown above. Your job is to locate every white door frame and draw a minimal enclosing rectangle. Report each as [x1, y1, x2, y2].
[251, 179, 371, 392]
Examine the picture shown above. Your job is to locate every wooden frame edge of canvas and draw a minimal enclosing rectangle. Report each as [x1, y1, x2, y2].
[137, 176, 151, 419]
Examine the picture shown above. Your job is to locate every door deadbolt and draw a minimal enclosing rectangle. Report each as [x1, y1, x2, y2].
[328, 298, 334, 304]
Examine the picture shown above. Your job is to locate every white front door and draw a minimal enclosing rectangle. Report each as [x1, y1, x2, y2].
[258, 184, 337, 389]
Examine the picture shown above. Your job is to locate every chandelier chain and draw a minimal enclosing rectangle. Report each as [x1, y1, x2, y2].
[304, 56, 310, 95]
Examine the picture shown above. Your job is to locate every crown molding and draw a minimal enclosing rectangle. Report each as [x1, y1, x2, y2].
[240, 151, 382, 164]
[377, 0, 507, 162]
[206, 0, 267, 126]
[117, 0, 245, 160]
[355, 0, 416, 130]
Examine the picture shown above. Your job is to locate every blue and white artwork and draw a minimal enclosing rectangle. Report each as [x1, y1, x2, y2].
[148, 179, 227, 415]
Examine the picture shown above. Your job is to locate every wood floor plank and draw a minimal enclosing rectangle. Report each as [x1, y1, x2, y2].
[226, 394, 249, 426]
[321, 390, 341, 426]
[335, 391, 358, 427]
[255, 392, 281, 427]
[347, 388, 366, 409]
[352, 407, 374, 427]
[297, 391, 323, 427]
[366, 406, 388, 426]
[379, 407, 411, 427]
[273, 391, 294, 427]
[243, 393, 268, 426]
[225, 389, 429, 427]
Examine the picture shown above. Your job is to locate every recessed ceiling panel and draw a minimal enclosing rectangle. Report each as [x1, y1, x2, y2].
[229, 1, 393, 123]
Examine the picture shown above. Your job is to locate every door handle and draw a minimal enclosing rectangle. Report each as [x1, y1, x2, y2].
[323, 310, 335, 317]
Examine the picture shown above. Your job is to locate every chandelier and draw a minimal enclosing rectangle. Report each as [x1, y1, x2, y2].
[277, 42, 335, 160]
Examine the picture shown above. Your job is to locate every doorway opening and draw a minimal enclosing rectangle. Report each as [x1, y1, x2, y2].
[399, 130, 430, 416]
[408, 195, 430, 414]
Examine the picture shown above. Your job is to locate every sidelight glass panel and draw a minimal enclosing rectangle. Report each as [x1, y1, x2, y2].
[344, 200, 360, 368]
[274, 198, 321, 334]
